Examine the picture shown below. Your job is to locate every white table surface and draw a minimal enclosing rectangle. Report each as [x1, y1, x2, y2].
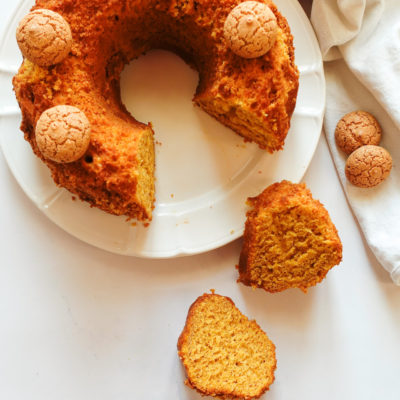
[1, 2, 399, 400]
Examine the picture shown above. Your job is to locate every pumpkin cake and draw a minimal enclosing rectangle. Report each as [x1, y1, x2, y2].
[238, 181, 343, 292]
[13, 0, 299, 221]
[178, 293, 276, 399]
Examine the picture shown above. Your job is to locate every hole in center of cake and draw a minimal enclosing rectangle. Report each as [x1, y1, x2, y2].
[120, 49, 263, 207]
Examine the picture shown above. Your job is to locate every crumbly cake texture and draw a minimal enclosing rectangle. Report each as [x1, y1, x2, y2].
[335, 111, 381, 155]
[13, 0, 298, 221]
[345, 145, 392, 188]
[177, 293, 276, 400]
[238, 181, 343, 293]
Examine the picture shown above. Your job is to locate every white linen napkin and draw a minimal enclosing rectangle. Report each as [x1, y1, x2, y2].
[311, 0, 400, 285]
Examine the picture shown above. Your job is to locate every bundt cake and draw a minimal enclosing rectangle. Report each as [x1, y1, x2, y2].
[238, 181, 343, 293]
[13, 0, 299, 221]
[177, 293, 276, 399]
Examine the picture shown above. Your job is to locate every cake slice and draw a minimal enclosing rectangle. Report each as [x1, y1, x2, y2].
[238, 181, 343, 293]
[177, 293, 276, 399]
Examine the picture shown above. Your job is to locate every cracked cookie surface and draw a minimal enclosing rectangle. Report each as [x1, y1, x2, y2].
[35, 105, 91, 163]
[335, 111, 381, 155]
[16, 9, 72, 66]
[224, 1, 278, 58]
[345, 145, 392, 188]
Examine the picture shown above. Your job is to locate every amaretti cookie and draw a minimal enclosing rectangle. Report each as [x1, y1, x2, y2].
[35, 105, 91, 163]
[335, 111, 381, 155]
[345, 145, 392, 188]
[238, 181, 342, 293]
[224, 1, 278, 58]
[16, 9, 72, 67]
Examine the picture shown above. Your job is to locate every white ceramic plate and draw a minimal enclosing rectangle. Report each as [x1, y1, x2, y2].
[0, 0, 325, 258]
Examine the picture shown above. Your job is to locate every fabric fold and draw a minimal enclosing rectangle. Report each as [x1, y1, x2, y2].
[311, 0, 400, 285]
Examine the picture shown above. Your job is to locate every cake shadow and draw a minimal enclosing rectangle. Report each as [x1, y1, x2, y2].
[237, 279, 320, 345]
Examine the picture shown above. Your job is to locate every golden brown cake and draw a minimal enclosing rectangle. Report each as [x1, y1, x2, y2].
[238, 181, 343, 293]
[13, 0, 299, 221]
[177, 293, 276, 400]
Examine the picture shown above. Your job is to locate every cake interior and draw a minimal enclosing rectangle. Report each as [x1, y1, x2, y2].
[245, 205, 342, 291]
[134, 128, 155, 219]
[179, 294, 275, 398]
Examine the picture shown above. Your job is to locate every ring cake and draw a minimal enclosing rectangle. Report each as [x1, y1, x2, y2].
[13, 0, 299, 221]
